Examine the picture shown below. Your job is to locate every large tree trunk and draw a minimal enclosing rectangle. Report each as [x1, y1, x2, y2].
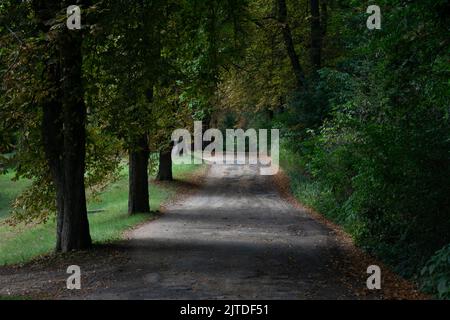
[128, 136, 150, 214]
[35, 0, 91, 252]
[157, 150, 173, 181]
[126, 1, 160, 214]
[277, 0, 307, 91]
[127, 85, 152, 214]
[58, 27, 92, 252]
[310, 0, 322, 72]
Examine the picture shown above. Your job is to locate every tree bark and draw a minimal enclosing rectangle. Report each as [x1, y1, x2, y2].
[34, 0, 91, 252]
[277, 0, 307, 91]
[126, 1, 160, 214]
[310, 0, 322, 72]
[128, 136, 150, 214]
[157, 150, 173, 181]
[127, 83, 152, 214]
[42, 91, 65, 251]
[320, 0, 328, 37]
[58, 27, 92, 252]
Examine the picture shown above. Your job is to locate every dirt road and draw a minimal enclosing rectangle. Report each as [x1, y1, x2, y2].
[81, 163, 368, 299]
[1, 162, 423, 300]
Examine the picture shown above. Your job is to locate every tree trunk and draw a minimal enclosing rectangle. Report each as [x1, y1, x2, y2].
[58, 27, 92, 252]
[35, 0, 91, 252]
[128, 136, 150, 214]
[320, 0, 328, 37]
[157, 150, 173, 181]
[42, 94, 65, 251]
[40, 25, 65, 250]
[277, 0, 307, 91]
[310, 0, 322, 72]
[127, 84, 152, 214]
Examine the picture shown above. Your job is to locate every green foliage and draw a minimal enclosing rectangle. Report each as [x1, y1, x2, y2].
[421, 245, 450, 299]
[0, 163, 203, 265]
[0, 171, 30, 219]
[220, 0, 449, 298]
[276, 0, 450, 298]
[4, 125, 123, 225]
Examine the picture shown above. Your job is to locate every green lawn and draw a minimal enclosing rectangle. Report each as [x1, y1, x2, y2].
[0, 171, 31, 219]
[0, 163, 202, 266]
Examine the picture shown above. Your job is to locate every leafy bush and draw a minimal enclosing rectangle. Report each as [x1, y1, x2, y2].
[278, 0, 450, 296]
[421, 245, 450, 299]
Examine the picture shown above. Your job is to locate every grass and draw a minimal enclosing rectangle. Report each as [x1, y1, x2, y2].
[279, 145, 340, 222]
[0, 163, 203, 266]
[0, 171, 31, 219]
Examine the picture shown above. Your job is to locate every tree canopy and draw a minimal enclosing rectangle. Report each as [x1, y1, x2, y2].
[1, 0, 449, 298]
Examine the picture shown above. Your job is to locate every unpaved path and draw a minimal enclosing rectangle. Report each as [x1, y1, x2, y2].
[80, 163, 373, 299]
[1, 163, 424, 300]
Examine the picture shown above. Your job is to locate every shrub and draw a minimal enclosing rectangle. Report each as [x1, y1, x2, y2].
[421, 245, 450, 299]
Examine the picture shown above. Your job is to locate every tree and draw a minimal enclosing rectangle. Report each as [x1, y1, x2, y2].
[156, 150, 173, 181]
[309, 0, 322, 72]
[128, 136, 151, 213]
[32, 0, 91, 251]
[85, 0, 164, 215]
[276, 0, 307, 90]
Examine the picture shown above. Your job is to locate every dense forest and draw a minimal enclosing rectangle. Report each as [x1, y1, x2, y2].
[1, 0, 449, 298]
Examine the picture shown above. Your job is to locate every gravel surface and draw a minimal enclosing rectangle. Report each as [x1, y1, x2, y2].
[1, 162, 424, 300]
[82, 163, 366, 299]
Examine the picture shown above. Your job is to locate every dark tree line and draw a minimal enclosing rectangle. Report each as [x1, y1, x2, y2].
[216, 0, 450, 298]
